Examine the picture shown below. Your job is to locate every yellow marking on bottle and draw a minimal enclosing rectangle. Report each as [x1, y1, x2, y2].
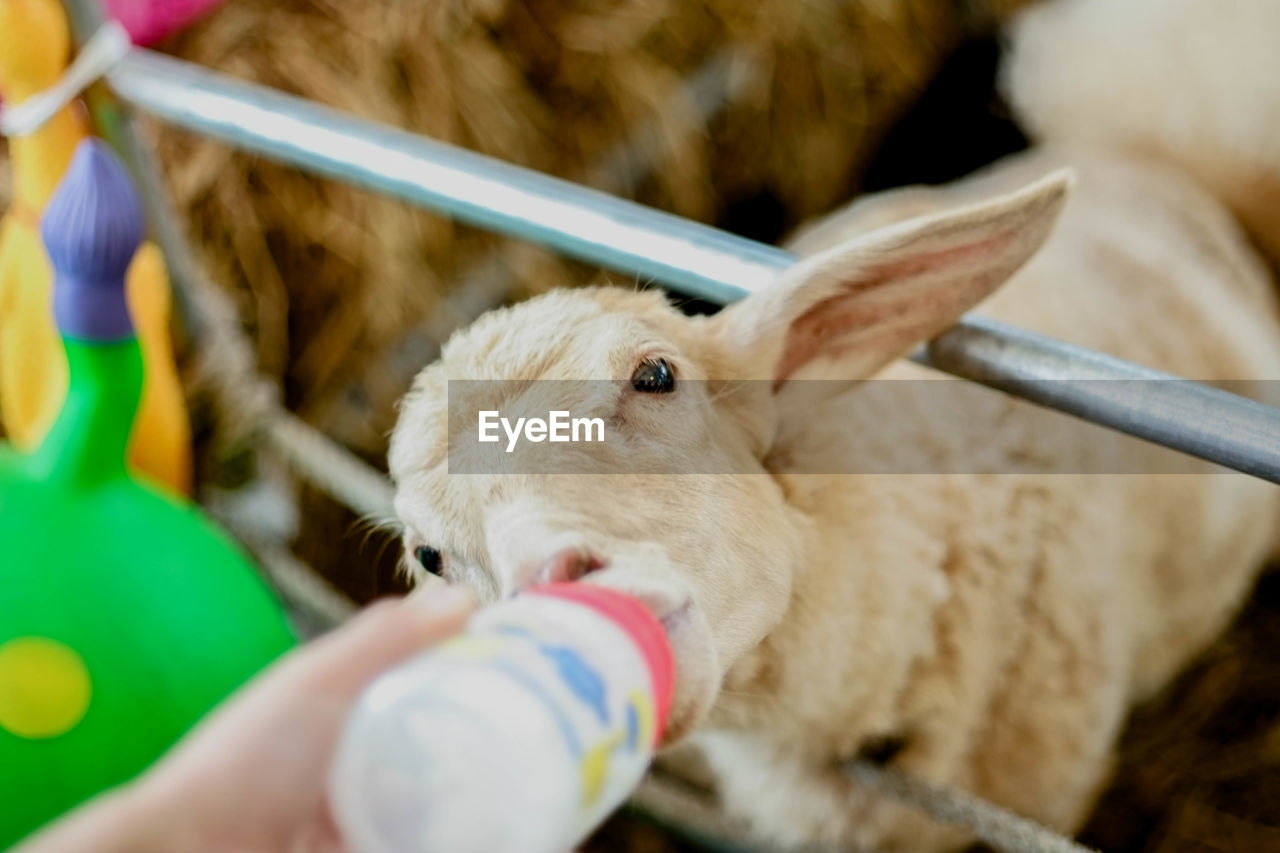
[628, 689, 655, 748]
[580, 730, 626, 807]
[440, 634, 504, 660]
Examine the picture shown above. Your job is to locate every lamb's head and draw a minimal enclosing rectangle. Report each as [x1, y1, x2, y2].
[389, 171, 1069, 741]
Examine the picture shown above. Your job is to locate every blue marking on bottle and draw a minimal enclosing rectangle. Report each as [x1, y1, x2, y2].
[539, 644, 608, 724]
[625, 702, 639, 752]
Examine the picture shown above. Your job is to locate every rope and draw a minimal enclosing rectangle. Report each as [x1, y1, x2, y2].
[845, 760, 1097, 853]
[261, 412, 395, 522]
[202, 468, 357, 632]
[209, 499, 356, 632]
[180, 234, 395, 522]
[253, 543, 357, 631]
[630, 761, 1096, 853]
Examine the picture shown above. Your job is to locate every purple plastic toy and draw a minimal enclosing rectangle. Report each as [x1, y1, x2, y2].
[46, 140, 144, 341]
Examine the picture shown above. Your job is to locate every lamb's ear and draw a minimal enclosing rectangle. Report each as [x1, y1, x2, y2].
[710, 171, 1071, 386]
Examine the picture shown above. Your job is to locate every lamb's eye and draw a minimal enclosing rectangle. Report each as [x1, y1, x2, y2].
[414, 545, 444, 577]
[630, 358, 676, 394]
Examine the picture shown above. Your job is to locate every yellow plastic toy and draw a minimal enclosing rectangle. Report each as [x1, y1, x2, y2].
[0, 0, 190, 494]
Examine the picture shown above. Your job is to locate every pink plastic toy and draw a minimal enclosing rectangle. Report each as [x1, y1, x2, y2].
[105, 0, 225, 46]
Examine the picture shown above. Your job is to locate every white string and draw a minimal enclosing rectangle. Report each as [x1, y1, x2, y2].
[0, 20, 131, 137]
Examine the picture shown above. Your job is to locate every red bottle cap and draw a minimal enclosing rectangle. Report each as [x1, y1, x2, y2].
[528, 583, 674, 745]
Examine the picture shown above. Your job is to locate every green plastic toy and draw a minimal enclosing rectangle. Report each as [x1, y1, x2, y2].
[0, 139, 298, 848]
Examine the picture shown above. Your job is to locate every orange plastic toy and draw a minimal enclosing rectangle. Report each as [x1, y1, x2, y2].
[0, 0, 190, 494]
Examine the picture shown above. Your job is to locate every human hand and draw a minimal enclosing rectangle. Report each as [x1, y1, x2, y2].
[17, 587, 474, 853]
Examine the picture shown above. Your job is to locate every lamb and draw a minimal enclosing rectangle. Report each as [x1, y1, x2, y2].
[387, 0, 1280, 848]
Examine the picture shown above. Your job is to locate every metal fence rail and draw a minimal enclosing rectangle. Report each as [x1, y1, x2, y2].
[101, 48, 1280, 484]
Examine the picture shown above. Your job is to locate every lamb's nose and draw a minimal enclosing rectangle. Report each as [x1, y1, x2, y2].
[530, 548, 595, 588]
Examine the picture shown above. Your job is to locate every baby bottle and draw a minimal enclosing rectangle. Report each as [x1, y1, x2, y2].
[328, 582, 674, 853]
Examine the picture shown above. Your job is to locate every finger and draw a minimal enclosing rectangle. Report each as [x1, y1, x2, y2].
[297, 587, 475, 695]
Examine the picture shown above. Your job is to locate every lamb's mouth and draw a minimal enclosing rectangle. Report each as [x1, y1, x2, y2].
[533, 547, 606, 585]
[530, 548, 696, 633]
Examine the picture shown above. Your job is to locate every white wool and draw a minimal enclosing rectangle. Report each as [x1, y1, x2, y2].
[1004, 0, 1280, 261]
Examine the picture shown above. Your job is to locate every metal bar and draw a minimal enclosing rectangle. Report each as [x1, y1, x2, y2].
[920, 320, 1280, 483]
[108, 50, 784, 305]
[104, 49, 1280, 484]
